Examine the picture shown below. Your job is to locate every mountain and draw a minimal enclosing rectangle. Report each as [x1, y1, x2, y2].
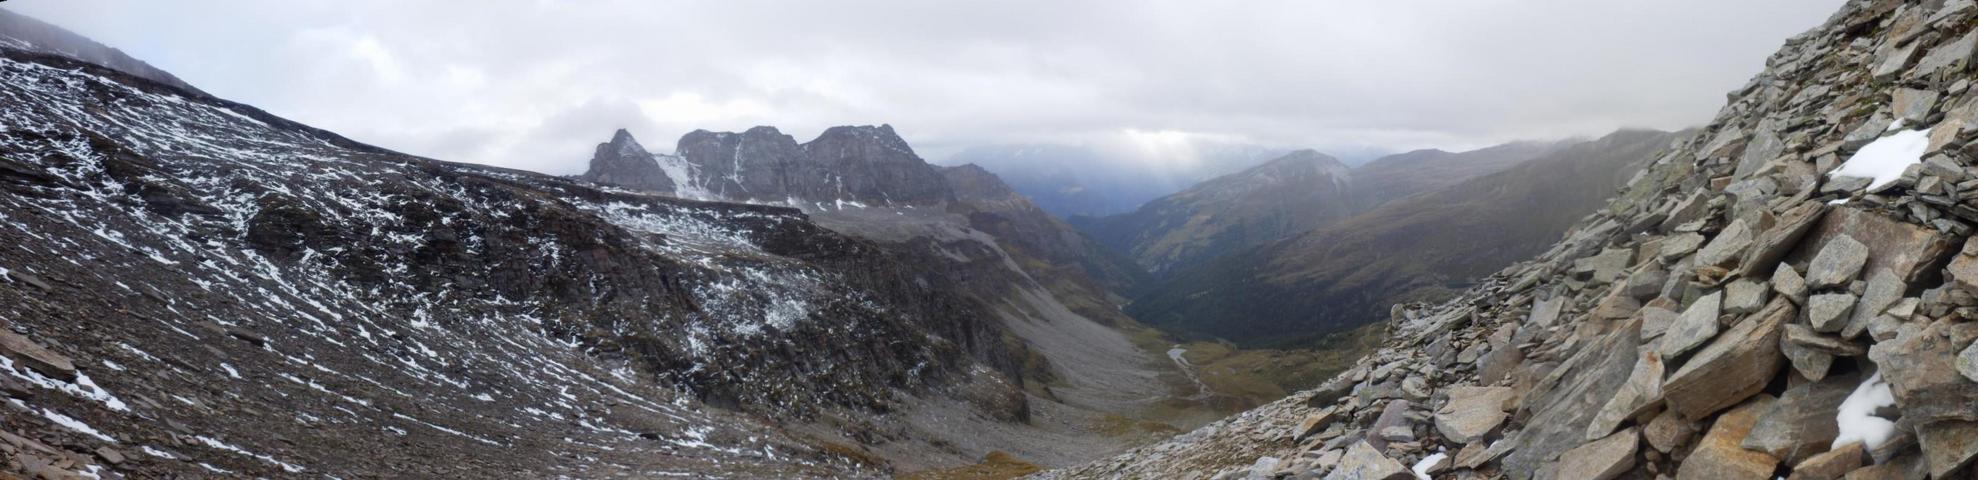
[1074, 140, 1563, 280]
[1050, 1, 1978, 478]
[1345, 140, 1563, 211]
[0, 26, 1204, 478]
[1130, 129, 1683, 346]
[0, 7, 203, 95]
[577, 129, 675, 193]
[945, 142, 1290, 218]
[574, 126, 1209, 468]
[1074, 150, 1357, 276]
[0, 45, 1081, 477]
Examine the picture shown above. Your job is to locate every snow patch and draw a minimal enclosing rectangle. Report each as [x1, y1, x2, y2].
[1833, 372, 1898, 450]
[1412, 451, 1447, 480]
[1830, 128, 1931, 190]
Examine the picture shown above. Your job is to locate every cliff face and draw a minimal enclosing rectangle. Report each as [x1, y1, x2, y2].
[578, 129, 676, 193]
[1047, 1, 1978, 478]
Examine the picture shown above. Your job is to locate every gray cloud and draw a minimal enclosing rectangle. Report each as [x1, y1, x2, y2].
[13, 0, 1844, 174]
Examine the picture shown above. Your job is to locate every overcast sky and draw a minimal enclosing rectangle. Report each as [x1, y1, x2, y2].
[15, 1, 1845, 175]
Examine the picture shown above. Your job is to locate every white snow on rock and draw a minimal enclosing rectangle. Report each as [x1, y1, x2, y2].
[1833, 372, 1897, 450]
[1830, 128, 1932, 190]
[1412, 451, 1447, 480]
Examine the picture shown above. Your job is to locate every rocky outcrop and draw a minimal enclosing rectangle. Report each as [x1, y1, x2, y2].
[578, 129, 676, 193]
[666, 124, 953, 207]
[1043, 1, 1978, 478]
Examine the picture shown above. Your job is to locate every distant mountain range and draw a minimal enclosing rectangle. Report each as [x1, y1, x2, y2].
[1124, 129, 1685, 345]
[943, 143, 1295, 218]
[1073, 139, 1567, 278]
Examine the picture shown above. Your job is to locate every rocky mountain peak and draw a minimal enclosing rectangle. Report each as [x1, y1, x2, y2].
[579, 128, 675, 194]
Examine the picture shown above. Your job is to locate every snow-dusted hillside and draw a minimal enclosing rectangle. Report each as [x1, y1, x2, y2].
[0, 48, 1041, 478]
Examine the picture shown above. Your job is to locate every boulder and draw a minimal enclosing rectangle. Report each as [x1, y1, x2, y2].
[1586, 350, 1664, 441]
[1804, 234, 1867, 289]
[1659, 233, 1707, 262]
[1790, 208, 1954, 287]
[1868, 320, 1978, 476]
[1662, 297, 1789, 419]
[1296, 408, 1341, 441]
[1916, 421, 1978, 480]
[1553, 427, 1638, 480]
[1843, 270, 1904, 340]
[1366, 400, 1412, 452]
[1806, 293, 1856, 333]
[1788, 441, 1862, 480]
[1781, 324, 1863, 382]
[1738, 202, 1826, 274]
[1657, 291, 1722, 359]
[1742, 372, 1858, 464]
[1625, 263, 1668, 300]
[1500, 322, 1641, 476]
[1675, 395, 1781, 480]
[0, 330, 75, 382]
[1323, 441, 1410, 480]
[1961, 340, 1978, 383]
[1642, 408, 1698, 453]
[1695, 219, 1756, 268]
[1435, 386, 1514, 444]
[1947, 236, 1978, 294]
[1724, 279, 1769, 315]
[1773, 265, 1808, 304]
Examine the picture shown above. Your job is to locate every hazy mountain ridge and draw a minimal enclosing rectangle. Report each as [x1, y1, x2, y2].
[1129, 129, 1684, 346]
[946, 142, 1294, 218]
[1073, 150, 1359, 277]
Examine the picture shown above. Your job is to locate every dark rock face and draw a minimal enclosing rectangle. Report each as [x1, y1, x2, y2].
[0, 47, 1023, 477]
[579, 129, 675, 194]
[671, 125, 952, 206]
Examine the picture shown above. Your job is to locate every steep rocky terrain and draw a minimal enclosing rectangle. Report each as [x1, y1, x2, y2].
[1074, 150, 1358, 277]
[1134, 129, 1682, 346]
[0, 42, 1131, 476]
[577, 124, 1222, 468]
[1046, 1, 1978, 477]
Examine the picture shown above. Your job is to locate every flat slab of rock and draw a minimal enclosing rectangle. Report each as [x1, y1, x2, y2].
[1663, 297, 1789, 419]
[1738, 201, 1827, 277]
[1586, 350, 1663, 440]
[1676, 395, 1781, 480]
[0, 330, 75, 382]
[1435, 386, 1514, 444]
[1742, 372, 1857, 464]
[1552, 427, 1637, 480]
[1804, 234, 1867, 289]
[1791, 441, 1863, 480]
[1658, 291, 1722, 359]
[1790, 208, 1954, 286]
[1323, 440, 1410, 480]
